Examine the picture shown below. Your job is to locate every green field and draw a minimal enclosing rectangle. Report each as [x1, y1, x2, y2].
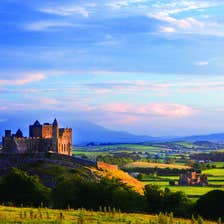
[72, 144, 165, 160]
[0, 206, 215, 224]
[174, 142, 200, 148]
[73, 150, 108, 159]
[142, 180, 224, 197]
[208, 162, 224, 168]
[100, 144, 162, 153]
[163, 185, 223, 196]
[73, 144, 163, 154]
[202, 169, 224, 176]
[141, 170, 224, 197]
[159, 176, 179, 180]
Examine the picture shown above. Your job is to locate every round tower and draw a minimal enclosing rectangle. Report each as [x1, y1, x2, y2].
[52, 118, 59, 138]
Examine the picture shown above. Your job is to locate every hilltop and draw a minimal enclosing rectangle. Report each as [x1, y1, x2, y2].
[0, 153, 144, 194]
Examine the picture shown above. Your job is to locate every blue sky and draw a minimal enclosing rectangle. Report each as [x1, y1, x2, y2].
[1, 0, 224, 136]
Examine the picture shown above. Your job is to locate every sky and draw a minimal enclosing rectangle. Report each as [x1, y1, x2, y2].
[1, 0, 224, 136]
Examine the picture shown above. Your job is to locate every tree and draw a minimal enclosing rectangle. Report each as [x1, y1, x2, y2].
[169, 180, 175, 186]
[163, 190, 192, 217]
[50, 174, 85, 209]
[144, 184, 163, 214]
[144, 185, 193, 217]
[51, 176, 145, 212]
[0, 168, 49, 206]
[196, 190, 224, 219]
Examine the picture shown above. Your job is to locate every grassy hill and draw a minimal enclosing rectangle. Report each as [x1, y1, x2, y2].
[93, 162, 144, 194]
[0, 206, 215, 224]
[0, 154, 144, 194]
[123, 161, 191, 170]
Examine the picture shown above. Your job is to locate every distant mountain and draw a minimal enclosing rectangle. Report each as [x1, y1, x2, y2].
[69, 120, 158, 145]
[178, 133, 224, 143]
[0, 118, 158, 145]
[0, 115, 224, 145]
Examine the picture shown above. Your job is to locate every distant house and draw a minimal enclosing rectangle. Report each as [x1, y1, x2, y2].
[129, 172, 140, 178]
[178, 172, 208, 186]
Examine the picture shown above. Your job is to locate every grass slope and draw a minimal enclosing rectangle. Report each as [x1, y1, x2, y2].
[92, 163, 145, 194]
[0, 206, 215, 224]
[7, 158, 144, 196]
[123, 162, 190, 170]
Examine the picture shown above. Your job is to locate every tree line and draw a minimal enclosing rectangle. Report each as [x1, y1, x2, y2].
[190, 152, 224, 162]
[0, 168, 223, 220]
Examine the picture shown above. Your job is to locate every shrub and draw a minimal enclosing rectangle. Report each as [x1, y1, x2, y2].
[51, 175, 145, 212]
[0, 168, 50, 206]
[169, 180, 175, 186]
[196, 190, 224, 219]
[144, 184, 193, 217]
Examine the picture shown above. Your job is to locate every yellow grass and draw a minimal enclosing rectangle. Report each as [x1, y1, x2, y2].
[124, 162, 191, 170]
[0, 206, 216, 224]
[91, 164, 145, 195]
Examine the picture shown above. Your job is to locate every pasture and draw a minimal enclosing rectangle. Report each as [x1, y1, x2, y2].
[73, 144, 164, 155]
[208, 162, 224, 168]
[0, 206, 216, 224]
[123, 161, 190, 170]
[140, 169, 224, 198]
[142, 179, 224, 197]
[202, 169, 224, 176]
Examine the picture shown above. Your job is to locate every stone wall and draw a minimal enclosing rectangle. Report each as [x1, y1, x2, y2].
[58, 128, 72, 156]
[97, 162, 118, 171]
[42, 124, 53, 138]
[0, 153, 97, 172]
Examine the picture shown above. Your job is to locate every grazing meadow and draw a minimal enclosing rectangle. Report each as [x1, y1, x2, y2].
[0, 206, 216, 224]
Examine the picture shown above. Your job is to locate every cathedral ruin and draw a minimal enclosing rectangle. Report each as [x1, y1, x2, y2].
[2, 119, 72, 156]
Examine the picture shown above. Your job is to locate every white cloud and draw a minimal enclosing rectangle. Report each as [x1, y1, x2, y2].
[195, 61, 209, 66]
[0, 73, 46, 86]
[97, 102, 197, 118]
[38, 97, 59, 105]
[96, 35, 119, 46]
[25, 21, 74, 31]
[150, 13, 204, 30]
[159, 26, 176, 33]
[106, 0, 147, 8]
[148, 11, 224, 37]
[143, 1, 224, 37]
[41, 6, 90, 17]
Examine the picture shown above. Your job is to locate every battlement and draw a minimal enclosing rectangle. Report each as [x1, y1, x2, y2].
[2, 119, 72, 156]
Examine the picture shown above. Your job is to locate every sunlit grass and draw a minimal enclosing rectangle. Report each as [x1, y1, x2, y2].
[0, 206, 216, 224]
[91, 164, 145, 195]
[123, 161, 190, 170]
[202, 169, 224, 176]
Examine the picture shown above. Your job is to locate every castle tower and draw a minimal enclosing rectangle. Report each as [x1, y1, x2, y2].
[52, 118, 59, 138]
[15, 129, 23, 138]
[52, 118, 59, 153]
[5, 130, 11, 137]
[29, 120, 42, 138]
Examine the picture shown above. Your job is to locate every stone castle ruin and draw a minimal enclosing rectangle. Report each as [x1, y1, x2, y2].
[178, 171, 208, 186]
[2, 119, 72, 156]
